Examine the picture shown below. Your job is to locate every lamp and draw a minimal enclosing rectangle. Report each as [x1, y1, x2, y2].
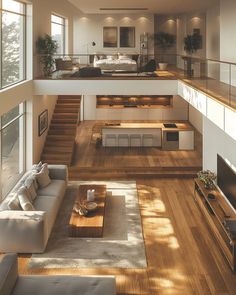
[86, 41, 96, 65]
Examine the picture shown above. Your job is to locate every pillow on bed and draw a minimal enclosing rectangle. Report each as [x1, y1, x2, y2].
[107, 55, 115, 60]
[119, 55, 129, 60]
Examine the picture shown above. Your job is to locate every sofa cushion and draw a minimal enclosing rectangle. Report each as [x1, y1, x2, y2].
[32, 161, 43, 172]
[8, 193, 22, 211]
[37, 180, 66, 202]
[35, 164, 51, 188]
[25, 177, 37, 201]
[33, 196, 61, 232]
[0, 254, 18, 295]
[18, 193, 35, 211]
[12, 275, 116, 295]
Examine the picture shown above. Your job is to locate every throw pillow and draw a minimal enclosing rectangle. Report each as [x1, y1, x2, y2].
[18, 193, 35, 211]
[32, 161, 43, 172]
[35, 163, 51, 188]
[7, 193, 22, 210]
[25, 177, 37, 201]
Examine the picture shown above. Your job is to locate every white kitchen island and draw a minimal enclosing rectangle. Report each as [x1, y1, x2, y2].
[102, 122, 195, 150]
[102, 123, 162, 147]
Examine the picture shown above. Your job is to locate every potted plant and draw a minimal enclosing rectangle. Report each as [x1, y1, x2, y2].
[36, 34, 58, 76]
[154, 32, 175, 70]
[184, 32, 202, 54]
[197, 170, 216, 189]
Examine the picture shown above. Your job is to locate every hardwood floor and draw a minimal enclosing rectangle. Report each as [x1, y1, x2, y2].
[18, 178, 236, 295]
[69, 121, 202, 179]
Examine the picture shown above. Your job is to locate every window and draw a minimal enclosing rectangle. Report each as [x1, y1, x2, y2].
[0, 103, 25, 199]
[51, 14, 66, 54]
[0, 0, 26, 88]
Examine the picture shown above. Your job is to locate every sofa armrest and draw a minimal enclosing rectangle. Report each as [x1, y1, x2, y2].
[0, 254, 18, 295]
[48, 165, 68, 183]
[0, 211, 48, 253]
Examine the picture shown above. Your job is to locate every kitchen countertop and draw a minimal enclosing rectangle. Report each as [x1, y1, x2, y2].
[102, 122, 194, 131]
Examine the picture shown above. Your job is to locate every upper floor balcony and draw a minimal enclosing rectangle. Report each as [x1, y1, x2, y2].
[35, 53, 236, 112]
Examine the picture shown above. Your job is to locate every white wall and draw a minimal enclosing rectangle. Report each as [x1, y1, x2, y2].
[176, 12, 206, 59]
[206, 4, 220, 80]
[154, 15, 177, 65]
[220, 0, 236, 86]
[83, 95, 188, 121]
[203, 116, 236, 172]
[29, 0, 81, 76]
[220, 0, 236, 63]
[206, 4, 220, 60]
[188, 105, 203, 134]
[73, 13, 154, 62]
[32, 95, 57, 163]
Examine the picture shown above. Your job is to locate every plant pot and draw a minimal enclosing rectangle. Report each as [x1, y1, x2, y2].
[158, 63, 168, 71]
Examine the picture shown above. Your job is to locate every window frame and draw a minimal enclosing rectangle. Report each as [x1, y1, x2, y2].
[51, 13, 66, 55]
[0, 102, 26, 199]
[0, 0, 27, 89]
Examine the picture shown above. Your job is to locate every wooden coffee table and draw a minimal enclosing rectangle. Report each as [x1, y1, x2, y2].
[68, 184, 107, 237]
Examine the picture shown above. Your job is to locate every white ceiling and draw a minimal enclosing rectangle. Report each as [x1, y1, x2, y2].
[68, 0, 219, 14]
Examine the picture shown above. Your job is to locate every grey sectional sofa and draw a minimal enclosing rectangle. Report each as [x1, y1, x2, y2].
[0, 254, 116, 295]
[0, 165, 68, 253]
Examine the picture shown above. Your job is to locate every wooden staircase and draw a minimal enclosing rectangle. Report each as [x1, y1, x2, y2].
[68, 165, 202, 180]
[41, 95, 81, 166]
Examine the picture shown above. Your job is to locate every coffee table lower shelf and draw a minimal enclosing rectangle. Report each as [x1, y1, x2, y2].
[68, 185, 107, 238]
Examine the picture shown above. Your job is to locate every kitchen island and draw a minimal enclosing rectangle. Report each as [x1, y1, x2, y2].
[102, 122, 194, 150]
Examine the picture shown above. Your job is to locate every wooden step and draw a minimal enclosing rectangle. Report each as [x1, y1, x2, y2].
[53, 113, 78, 118]
[54, 108, 79, 113]
[51, 118, 79, 124]
[43, 146, 73, 153]
[57, 99, 81, 104]
[42, 153, 72, 161]
[68, 166, 200, 180]
[45, 141, 74, 147]
[46, 134, 75, 140]
[55, 103, 81, 108]
[50, 123, 77, 129]
[48, 129, 76, 135]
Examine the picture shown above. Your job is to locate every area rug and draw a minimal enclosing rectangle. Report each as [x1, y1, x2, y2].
[29, 181, 147, 269]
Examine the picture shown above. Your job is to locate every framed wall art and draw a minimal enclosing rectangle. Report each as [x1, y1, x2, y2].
[103, 27, 118, 47]
[38, 109, 48, 136]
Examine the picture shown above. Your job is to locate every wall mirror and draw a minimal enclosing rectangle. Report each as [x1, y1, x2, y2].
[103, 27, 117, 47]
[120, 27, 135, 48]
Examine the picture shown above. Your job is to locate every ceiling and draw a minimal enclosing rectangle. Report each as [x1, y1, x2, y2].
[68, 0, 219, 14]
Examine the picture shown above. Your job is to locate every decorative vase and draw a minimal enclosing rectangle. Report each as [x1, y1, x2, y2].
[158, 63, 168, 71]
[87, 189, 95, 202]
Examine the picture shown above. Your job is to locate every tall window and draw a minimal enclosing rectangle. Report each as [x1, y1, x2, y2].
[0, 0, 26, 88]
[0, 103, 25, 199]
[51, 14, 66, 54]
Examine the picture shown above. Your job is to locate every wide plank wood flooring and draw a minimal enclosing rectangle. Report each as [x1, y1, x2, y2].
[18, 178, 236, 295]
[71, 120, 202, 170]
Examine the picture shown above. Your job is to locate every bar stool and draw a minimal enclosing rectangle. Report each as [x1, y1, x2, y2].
[142, 134, 154, 147]
[105, 134, 117, 147]
[130, 134, 142, 147]
[118, 134, 129, 147]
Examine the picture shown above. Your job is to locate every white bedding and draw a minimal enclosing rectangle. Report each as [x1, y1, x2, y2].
[94, 57, 137, 72]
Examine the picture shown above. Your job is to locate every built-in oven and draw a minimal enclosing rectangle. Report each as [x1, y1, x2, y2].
[162, 130, 179, 150]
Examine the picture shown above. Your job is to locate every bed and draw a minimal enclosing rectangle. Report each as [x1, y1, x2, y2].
[93, 55, 138, 72]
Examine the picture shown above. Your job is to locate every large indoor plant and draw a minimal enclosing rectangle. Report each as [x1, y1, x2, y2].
[36, 34, 58, 76]
[184, 32, 202, 54]
[154, 32, 175, 70]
